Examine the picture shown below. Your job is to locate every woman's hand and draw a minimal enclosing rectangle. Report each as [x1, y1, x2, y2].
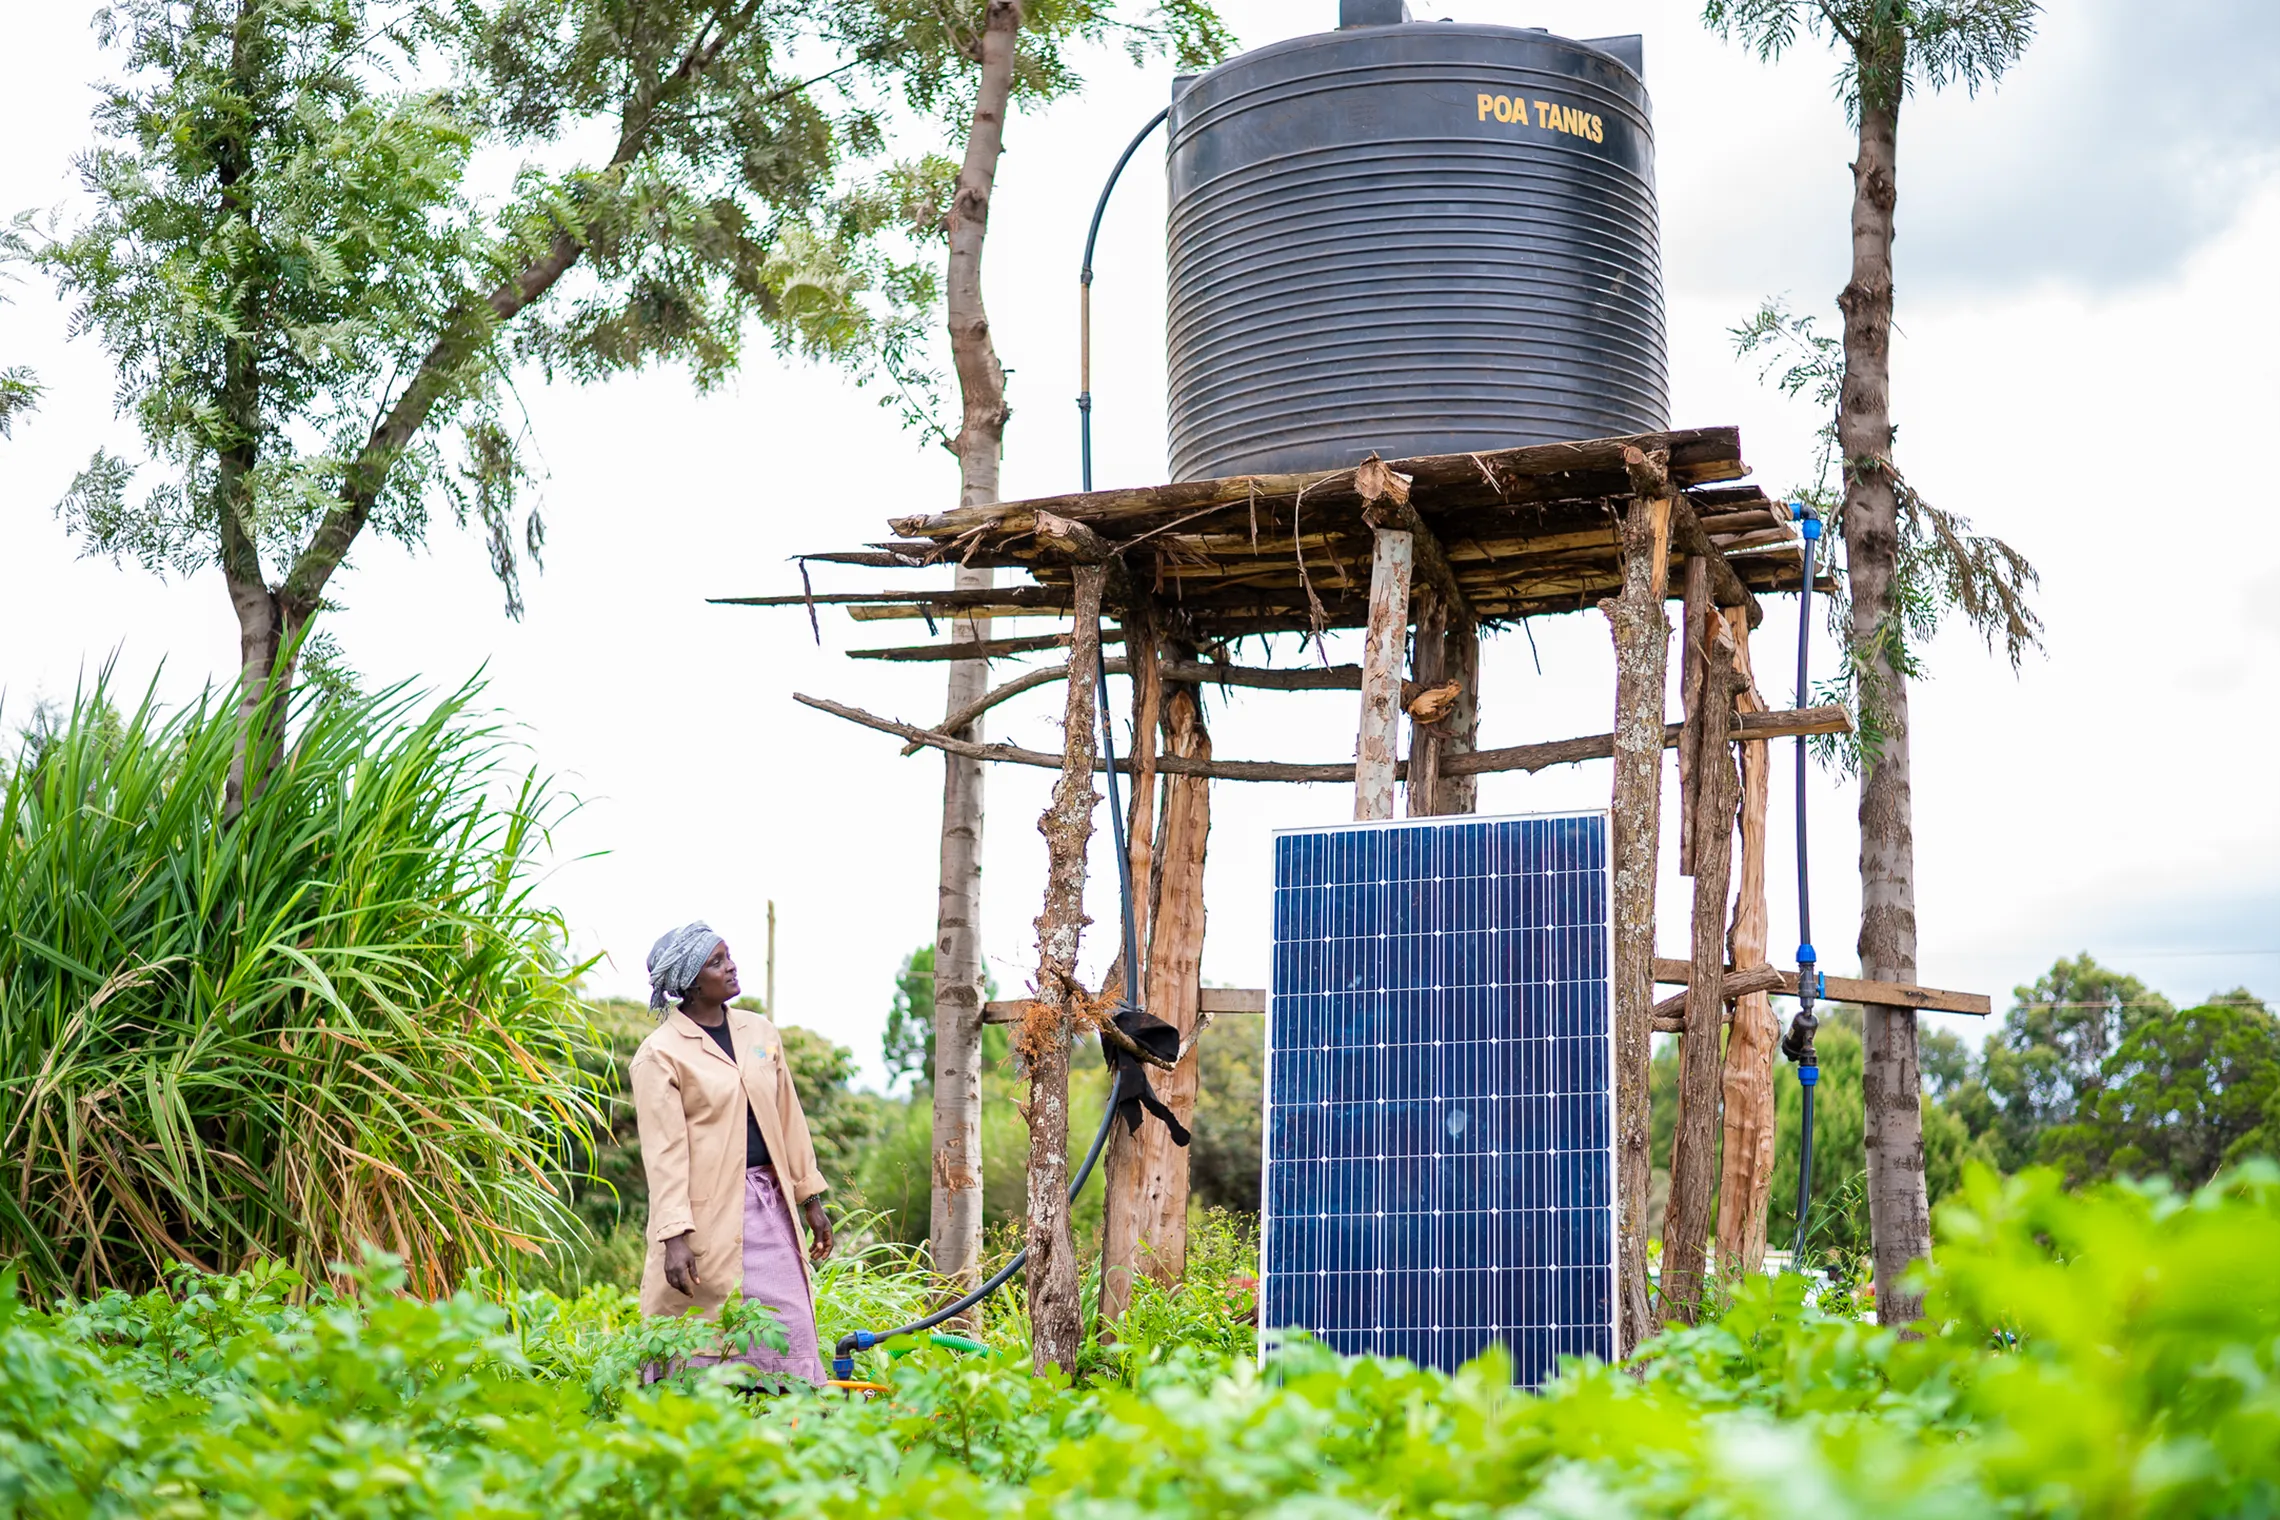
[663, 1231, 702, 1297]
[803, 1197, 834, 1265]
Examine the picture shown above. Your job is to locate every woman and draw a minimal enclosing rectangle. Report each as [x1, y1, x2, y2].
[630, 921, 834, 1383]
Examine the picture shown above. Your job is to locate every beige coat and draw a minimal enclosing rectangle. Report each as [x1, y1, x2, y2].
[629, 1006, 826, 1319]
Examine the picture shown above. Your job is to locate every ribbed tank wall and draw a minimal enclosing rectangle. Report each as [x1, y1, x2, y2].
[1166, 23, 1667, 481]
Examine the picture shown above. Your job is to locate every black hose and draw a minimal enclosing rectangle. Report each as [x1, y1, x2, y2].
[1780, 506, 1824, 1267]
[833, 108, 1170, 1380]
[1077, 106, 1169, 493]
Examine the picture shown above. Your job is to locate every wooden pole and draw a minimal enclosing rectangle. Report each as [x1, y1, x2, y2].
[1662, 605, 1744, 1324]
[1022, 565, 1103, 1375]
[1355, 528, 1415, 821]
[1676, 554, 1710, 877]
[1602, 451, 1672, 1356]
[1129, 670, 1211, 1291]
[930, 591, 992, 1290]
[1438, 619, 1481, 815]
[1099, 603, 1162, 1327]
[1716, 606, 1778, 1273]
[766, 900, 777, 1016]
[1406, 591, 1447, 818]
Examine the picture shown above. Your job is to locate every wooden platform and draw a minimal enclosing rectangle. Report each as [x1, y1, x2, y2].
[720, 427, 1827, 640]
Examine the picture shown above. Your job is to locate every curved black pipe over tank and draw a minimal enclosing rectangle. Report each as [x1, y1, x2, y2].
[1165, 22, 1668, 481]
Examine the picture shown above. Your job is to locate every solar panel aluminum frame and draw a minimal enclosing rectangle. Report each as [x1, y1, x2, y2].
[1258, 808, 1617, 1383]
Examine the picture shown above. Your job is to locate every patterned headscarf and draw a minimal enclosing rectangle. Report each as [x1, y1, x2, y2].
[647, 921, 724, 1011]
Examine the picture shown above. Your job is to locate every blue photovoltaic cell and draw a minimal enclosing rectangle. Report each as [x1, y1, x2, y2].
[1261, 811, 1614, 1385]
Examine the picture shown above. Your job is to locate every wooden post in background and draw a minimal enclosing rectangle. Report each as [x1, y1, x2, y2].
[1662, 602, 1744, 1324]
[1354, 529, 1414, 821]
[1604, 447, 1672, 1354]
[1437, 620, 1481, 816]
[1099, 603, 1162, 1327]
[1126, 663, 1212, 1290]
[1022, 565, 1103, 1375]
[1407, 591, 1447, 818]
[1716, 607, 1778, 1272]
[766, 899, 777, 1016]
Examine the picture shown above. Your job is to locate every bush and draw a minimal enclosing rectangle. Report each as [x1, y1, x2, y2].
[0, 678, 601, 1300]
[4, 1161, 2276, 1515]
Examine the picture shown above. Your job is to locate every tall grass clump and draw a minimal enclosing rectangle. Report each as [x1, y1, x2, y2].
[0, 675, 600, 1300]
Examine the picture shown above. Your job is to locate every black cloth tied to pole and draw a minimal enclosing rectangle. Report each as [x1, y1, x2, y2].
[1102, 1003, 1190, 1148]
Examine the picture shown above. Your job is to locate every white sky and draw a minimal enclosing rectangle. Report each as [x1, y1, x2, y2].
[4, 0, 2274, 1090]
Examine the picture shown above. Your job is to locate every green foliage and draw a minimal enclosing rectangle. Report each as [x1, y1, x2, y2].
[36, 0, 1230, 638]
[1188, 1009, 1263, 1214]
[1701, 0, 2041, 118]
[7, 1163, 2280, 1514]
[1730, 298, 2041, 773]
[1971, 952, 2173, 1169]
[0, 675, 600, 1300]
[2041, 997, 2280, 1188]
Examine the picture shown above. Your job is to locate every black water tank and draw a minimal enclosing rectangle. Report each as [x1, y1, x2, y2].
[1165, 22, 1666, 480]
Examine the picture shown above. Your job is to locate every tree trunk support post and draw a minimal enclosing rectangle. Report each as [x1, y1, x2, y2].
[1663, 588, 1744, 1324]
[1716, 607, 1779, 1273]
[1023, 564, 1104, 1375]
[1355, 528, 1415, 821]
[1099, 599, 1162, 1328]
[1604, 447, 1672, 1354]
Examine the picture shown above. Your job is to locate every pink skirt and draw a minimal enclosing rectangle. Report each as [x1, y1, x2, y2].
[648, 1165, 824, 1386]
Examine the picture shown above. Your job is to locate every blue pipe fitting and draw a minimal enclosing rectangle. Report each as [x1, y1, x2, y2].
[1796, 943, 1816, 965]
[1800, 517, 1822, 540]
[854, 1330, 877, 1350]
[832, 1354, 854, 1380]
[1798, 1064, 1819, 1087]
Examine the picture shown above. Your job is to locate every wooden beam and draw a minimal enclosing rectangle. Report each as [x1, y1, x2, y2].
[989, 986, 1263, 1022]
[850, 630, 1128, 662]
[1407, 592, 1448, 818]
[1651, 958, 1993, 1017]
[793, 693, 1851, 784]
[1600, 484, 1670, 1358]
[1354, 528, 1414, 820]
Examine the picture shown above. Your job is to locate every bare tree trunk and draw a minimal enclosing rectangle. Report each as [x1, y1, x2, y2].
[1716, 607, 1778, 1272]
[1127, 668, 1210, 1285]
[929, 592, 991, 1288]
[1602, 460, 1670, 1354]
[1024, 566, 1103, 1376]
[1841, 46, 1931, 1328]
[1098, 609, 1160, 1327]
[929, 0, 1025, 1289]
[1662, 599, 1741, 1324]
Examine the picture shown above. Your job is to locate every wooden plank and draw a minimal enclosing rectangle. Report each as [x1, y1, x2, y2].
[797, 693, 1851, 784]
[984, 984, 1263, 1024]
[1652, 957, 1992, 1016]
[851, 630, 1127, 662]
[1354, 528, 1414, 821]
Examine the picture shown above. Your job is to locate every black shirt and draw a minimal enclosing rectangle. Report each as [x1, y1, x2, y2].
[697, 1019, 772, 1169]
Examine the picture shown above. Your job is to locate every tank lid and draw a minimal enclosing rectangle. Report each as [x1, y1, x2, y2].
[1337, 0, 1411, 28]
[1580, 32, 1645, 78]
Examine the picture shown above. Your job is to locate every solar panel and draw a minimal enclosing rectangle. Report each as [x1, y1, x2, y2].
[1261, 810, 1615, 1385]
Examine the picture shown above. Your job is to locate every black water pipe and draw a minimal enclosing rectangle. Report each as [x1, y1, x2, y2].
[1078, 106, 1169, 493]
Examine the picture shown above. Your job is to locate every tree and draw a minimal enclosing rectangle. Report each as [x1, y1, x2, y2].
[40, 0, 949, 809]
[885, 942, 995, 1089]
[1706, 0, 2041, 1325]
[921, 0, 1227, 1298]
[1972, 954, 2172, 1170]
[2039, 994, 2280, 1189]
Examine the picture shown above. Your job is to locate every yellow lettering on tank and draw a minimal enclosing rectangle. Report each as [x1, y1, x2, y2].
[1529, 99, 1549, 127]
[1478, 92, 1496, 121]
[1588, 113, 1604, 143]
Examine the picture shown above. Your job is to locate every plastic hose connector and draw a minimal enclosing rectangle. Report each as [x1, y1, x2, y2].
[1796, 943, 1817, 964]
[832, 1355, 854, 1379]
[854, 1330, 877, 1350]
[1801, 518, 1822, 540]
[1799, 1064, 1819, 1086]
